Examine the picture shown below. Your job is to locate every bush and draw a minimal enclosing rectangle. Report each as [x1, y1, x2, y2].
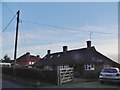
[2, 67, 13, 75]
[2, 67, 57, 84]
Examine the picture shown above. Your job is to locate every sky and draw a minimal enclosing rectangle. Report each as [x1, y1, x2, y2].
[1, 2, 119, 63]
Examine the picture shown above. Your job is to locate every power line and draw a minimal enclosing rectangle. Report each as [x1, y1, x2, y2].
[2, 2, 15, 15]
[21, 19, 66, 29]
[2, 14, 16, 33]
[22, 19, 91, 33]
[21, 19, 114, 35]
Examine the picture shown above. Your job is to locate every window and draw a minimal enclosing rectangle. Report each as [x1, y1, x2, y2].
[29, 61, 32, 65]
[50, 55, 53, 58]
[57, 54, 61, 57]
[29, 61, 35, 65]
[84, 64, 95, 70]
[31, 62, 35, 65]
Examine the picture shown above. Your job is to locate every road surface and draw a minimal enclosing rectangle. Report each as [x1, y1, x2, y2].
[2, 79, 26, 88]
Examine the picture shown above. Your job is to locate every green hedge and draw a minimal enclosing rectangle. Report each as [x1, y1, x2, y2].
[2, 67, 57, 84]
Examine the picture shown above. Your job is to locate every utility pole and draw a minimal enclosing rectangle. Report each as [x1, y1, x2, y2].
[13, 10, 20, 73]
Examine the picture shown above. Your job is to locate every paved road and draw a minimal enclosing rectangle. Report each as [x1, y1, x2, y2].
[1, 77, 120, 89]
[2, 79, 26, 88]
[41, 81, 120, 88]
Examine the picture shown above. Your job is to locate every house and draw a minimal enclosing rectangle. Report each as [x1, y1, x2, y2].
[34, 41, 120, 78]
[13, 52, 41, 68]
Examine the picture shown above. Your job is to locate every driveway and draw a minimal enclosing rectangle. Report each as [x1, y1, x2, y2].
[40, 78, 120, 88]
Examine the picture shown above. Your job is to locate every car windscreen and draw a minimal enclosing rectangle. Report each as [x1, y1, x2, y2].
[102, 68, 117, 73]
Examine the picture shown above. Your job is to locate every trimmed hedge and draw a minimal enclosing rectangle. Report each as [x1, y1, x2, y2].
[2, 67, 57, 84]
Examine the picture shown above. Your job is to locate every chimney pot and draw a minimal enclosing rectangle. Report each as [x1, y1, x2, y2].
[87, 41, 91, 48]
[63, 46, 68, 53]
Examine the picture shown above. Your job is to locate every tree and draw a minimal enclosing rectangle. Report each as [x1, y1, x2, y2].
[2, 54, 11, 63]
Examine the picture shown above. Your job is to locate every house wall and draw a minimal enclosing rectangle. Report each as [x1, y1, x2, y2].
[80, 62, 117, 79]
[73, 62, 105, 79]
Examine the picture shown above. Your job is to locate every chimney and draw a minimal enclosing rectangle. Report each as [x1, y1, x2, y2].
[26, 52, 30, 56]
[87, 41, 91, 48]
[63, 46, 67, 53]
[26, 52, 30, 61]
[47, 50, 51, 55]
[37, 55, 40, 58]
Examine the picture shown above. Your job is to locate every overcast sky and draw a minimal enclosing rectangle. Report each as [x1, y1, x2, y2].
[1, 2, 118, 63]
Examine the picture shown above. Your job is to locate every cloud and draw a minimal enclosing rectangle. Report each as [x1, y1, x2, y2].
[3, 24, 117, 44]
[2, 24, 118, 63]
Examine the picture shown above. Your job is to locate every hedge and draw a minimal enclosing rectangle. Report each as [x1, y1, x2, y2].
[2, 67, 57, 84]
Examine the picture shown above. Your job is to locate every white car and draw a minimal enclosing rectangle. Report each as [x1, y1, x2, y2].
[99, 67, 120, 84]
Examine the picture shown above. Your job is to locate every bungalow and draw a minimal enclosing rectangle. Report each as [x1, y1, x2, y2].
[14, 52, 41, 68]
[34, 41, 120, 78]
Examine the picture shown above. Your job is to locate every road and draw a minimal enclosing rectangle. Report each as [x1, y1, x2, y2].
[2, 79, 26, 88]
[41, 80, 120, 88]
[1, 77, 120, 89]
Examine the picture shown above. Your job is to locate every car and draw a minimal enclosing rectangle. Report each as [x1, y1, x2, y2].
[99, 67, 120, 84]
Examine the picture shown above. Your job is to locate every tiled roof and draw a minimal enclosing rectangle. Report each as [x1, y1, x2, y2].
[16, 53, 40, 62]
[34, 46, 119, 66]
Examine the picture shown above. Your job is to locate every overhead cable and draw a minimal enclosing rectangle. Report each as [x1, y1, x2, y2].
[22, 19, 114, 35]
[2, 14, 16, 33]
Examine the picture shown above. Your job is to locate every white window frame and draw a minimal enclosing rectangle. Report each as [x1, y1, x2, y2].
[84, 64, 95, 70]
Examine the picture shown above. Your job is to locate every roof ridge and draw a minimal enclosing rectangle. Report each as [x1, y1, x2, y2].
[48, 46, 95, 55]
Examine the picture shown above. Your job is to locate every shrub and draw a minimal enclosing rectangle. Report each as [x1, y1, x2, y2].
[2, 67, 13, 75]
[2, 67, 57, 84]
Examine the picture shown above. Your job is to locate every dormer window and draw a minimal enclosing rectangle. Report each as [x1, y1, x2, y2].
[50, 55, 53, 58]
[57, 54, 61, 57]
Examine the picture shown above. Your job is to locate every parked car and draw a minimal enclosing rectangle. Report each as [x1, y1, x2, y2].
[99, 67, 120, 84]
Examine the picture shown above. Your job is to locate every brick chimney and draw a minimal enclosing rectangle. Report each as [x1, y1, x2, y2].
[87, 41, 91, 48]
[63, 46, 68, 53]
[26, 52, 30, 61]
[37, 55, 40, 58]
[47, 50, 51, 55]
[26, 52, 30, 56]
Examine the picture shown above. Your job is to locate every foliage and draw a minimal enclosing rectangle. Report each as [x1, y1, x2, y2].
[2, 67, 58, 84]
[1, 54, 12, 63]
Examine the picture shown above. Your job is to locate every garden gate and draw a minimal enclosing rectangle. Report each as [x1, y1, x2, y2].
[57, 65, 74, 85]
